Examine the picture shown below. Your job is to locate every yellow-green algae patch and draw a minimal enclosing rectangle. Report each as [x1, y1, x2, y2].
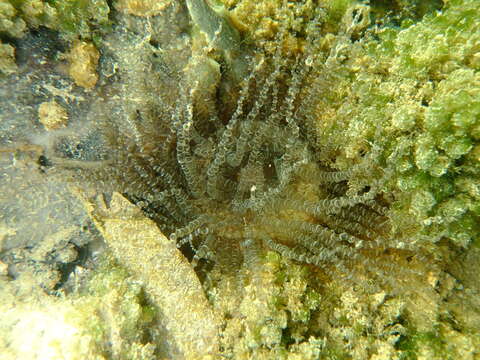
[0, 255, 158, 360]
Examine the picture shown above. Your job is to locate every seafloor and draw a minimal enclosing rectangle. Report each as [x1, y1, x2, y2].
[0, 0, 479, 359]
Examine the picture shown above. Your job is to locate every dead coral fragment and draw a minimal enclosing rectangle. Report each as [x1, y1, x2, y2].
[0, 42, 17, 75]
[38, 100, 68, 130]
[67, 41, 99, 90]
[82, 192, 219, 360]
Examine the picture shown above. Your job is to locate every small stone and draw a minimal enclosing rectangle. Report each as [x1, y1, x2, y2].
[0, 42, 17, 75]
[68, 41, 100, 89]
[372, 291, 386, 309]
[427, 271, 439, 288]
[0, 260, 8, 276]
[38, 101, 68, 130]
[54, 244, 77, 264]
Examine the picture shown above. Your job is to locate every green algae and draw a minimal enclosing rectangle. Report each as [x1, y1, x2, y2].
[312, 0, 480, 249]
[1, 0, 110, 41]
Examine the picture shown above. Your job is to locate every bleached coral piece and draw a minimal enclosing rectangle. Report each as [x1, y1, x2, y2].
[80, 191, 220, 360]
